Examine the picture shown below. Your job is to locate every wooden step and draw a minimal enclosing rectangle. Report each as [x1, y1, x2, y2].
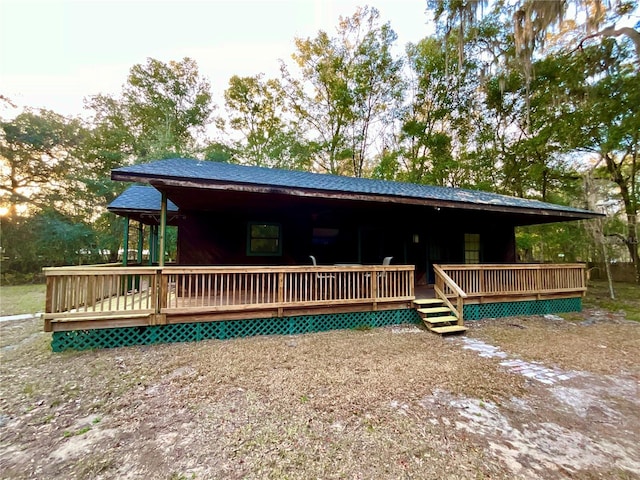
[417, 306, 451, 315]
[430, 325, 469, 335]
[413, 298, 443, 307]
[421, 315, 458, 325]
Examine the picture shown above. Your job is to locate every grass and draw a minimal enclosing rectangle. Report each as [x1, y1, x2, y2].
[0, 283, 46, 316]
[583, 280, 640, 322]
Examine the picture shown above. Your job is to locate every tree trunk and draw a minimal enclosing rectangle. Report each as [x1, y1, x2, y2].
[600, 220, 616, 300]
[604, 152, 639, 284]
[626, 212, 640, 284]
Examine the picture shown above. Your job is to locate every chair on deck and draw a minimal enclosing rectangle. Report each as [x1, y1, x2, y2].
[310, 255, 335, 299]
[378, 256, 393, 279]
[309, 255, 336, 279]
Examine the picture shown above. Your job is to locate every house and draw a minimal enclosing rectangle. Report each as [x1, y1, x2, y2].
[110, 158, 598, 279]
[43, 158, 601, 351]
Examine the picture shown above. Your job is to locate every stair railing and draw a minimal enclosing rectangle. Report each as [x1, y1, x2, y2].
[433, 264, 467, 325]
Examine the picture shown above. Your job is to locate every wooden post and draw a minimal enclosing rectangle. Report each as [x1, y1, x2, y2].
[153, 269, 168, 325]
[122, 215, 131, 292]
[159, 192, 167, 267]
[457, 295, 464, 325]
[277, 272, 284, 317]
[370, 270, 380, 303]
[86, 275, 96, 308]
[122, 215, 130, 266]
[371, 268, 378, 310]
[154, 225, 159, 264]
[409, 270, 415, 298]
[149, 225, 157, 265]
[137, 222, 144, 264]
[44, 276, 54, 332]
[136, 223, 144, 290]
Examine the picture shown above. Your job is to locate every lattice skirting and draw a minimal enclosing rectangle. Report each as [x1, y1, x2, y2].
[463, 297, 582, 321]
[51, 309, 423, 352]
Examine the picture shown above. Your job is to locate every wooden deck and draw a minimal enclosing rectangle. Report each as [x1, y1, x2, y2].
[44, 265, 416, 331]
[43, 263, 587, 332]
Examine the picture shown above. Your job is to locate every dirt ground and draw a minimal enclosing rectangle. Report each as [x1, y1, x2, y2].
[1, 308, 639, 480]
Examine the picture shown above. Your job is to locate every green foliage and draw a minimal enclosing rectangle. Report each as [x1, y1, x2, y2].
[85, 57, 213, 163]
[222, 74, 313, 170]
[0, 109, 87, 217]
[397, 29, 501, 188]
[1, 3, 638, 281]
[1, 210, 107, 279]
[63, 426, 92, 438]
[371, 149, 399, 180]
[537, 42, 639, 279]
[169, 473, 196, 480]
[203, 142, 235, 163]
[281, 5, 404, 176]
[516, 222, 593, 263]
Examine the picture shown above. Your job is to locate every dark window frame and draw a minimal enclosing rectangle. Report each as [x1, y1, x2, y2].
[464, 233, 481, 264]
[247, 222, 282, 256]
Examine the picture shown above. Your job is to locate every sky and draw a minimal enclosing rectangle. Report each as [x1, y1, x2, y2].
[0, 0, 434, 118]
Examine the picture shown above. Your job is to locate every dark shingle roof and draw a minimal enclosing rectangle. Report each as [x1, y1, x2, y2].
[108, 185, 178, 213]
[112, 158, 599, 218]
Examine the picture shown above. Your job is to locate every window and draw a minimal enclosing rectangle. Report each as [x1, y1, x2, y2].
[312, 227, 339, 246]
[247, 222, 282, 256]
[464, 233, 480, 264]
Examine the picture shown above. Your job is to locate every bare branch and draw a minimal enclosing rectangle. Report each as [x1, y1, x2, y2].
[577, 25, 640, 65]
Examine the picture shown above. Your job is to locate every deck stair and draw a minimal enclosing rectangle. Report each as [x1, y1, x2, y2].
[413, 298, 468, 335]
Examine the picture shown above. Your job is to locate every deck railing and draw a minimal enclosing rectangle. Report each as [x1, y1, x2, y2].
[436, 263, 586, 297]
[44, 263, 586, 331]
[432, 265, 467, 324]
[163, 265, 413, 311]
[44, 266, 159, 331]
[433, 263, 586, 323]
[43, 265, 415, 331]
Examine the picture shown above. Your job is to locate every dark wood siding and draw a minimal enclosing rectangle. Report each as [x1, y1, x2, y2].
[175, 194, 519, 277]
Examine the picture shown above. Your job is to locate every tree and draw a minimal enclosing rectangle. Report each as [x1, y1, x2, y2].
[1, 209, 106, 282]
[521, 39, 639, 281]
[280, 6, 404, 176]
[80, 57, 216, 265]
[398, 34, 487, 187]
[480, 52, 592, 201]
[580, 63, 639, 281]
[0, 108, 86, 219]
[85, 57, 214, 163]
[429, 0, 640, 72]
[223, 74, 311, 169]
[203, 141, 236, 163]
[429, 0, 639, 137]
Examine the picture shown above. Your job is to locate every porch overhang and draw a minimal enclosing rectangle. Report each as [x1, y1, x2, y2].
[107, 185, 181, 226]
[111, 158, 603, 226]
